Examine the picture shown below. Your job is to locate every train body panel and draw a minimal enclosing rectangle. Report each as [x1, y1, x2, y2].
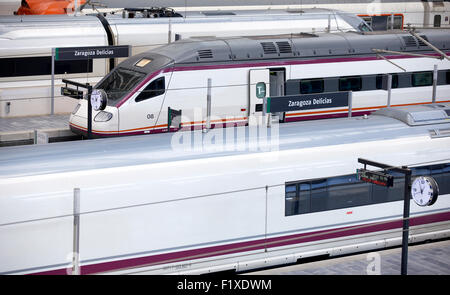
[2, 105, 450, 274]
[157, 66, 250, 130]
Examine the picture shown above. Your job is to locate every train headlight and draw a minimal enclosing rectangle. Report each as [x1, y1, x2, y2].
[94, 111, 113, 122]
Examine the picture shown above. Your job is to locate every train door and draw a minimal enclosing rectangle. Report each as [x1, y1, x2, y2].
[269, 68, 286, 122]
[248, 69, 270, 119]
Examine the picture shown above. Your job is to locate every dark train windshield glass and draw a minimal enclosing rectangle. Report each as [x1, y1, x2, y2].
[96, 67, 146, 105]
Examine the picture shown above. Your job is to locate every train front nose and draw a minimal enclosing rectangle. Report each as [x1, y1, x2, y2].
[69, 100, 119, 137]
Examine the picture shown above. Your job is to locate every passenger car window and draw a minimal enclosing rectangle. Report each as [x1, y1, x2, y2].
[0, 56, 92, 78]
[135, 77, 165, 102]
[300, 79, 324, 94]
[412, 72, 433, 87]
[339, 76, 362, 92]
[376, 74, 399, 89]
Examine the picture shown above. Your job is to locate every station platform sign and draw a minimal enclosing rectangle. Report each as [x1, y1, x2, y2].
[55, 45, 130, 61]
[266, 92, 350, 113]
[357, 168, 394, 187]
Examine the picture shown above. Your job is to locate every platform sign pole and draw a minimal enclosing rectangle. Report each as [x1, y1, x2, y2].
[327, 14, 331, 32]
[401, 167, 412, 275]
[262, 97, 268, 127]
[72, 188, 81, 275]
[87, 84, 92, 139]
[348, 91, 353, 118]
[390, 13, 394, 30]
[432, 64, 438, 104]
[51, 48, 55, 115]
[387, 74, 392, 107]
[168, 19, 172, 44]
[358, 158, 412, 275]
[205, 78, 212, 130]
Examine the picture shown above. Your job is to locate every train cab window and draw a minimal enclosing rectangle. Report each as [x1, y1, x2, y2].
[300, 79, 324, 94]
[97, 67, 146, 105]
[135, 77, 165, 102]
[412, 72, 433, 87]
[446, 70, 450, 84]
[358, 22, 372, 32]
[339, 76, 362, 92]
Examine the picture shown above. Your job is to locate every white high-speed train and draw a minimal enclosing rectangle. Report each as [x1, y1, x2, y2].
[4, 0, 450, 29]
[1, 104, 449, 275]
[69, 28, 450, 138]
[0, 8, 368, 117]
[86, 0, 450, 30]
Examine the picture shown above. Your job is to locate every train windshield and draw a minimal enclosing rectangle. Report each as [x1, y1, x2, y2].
[96, 67, 146, 105]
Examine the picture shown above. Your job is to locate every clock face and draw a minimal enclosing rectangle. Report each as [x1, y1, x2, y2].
[411, 176, 439, 207]
[90, 89, 107, 111]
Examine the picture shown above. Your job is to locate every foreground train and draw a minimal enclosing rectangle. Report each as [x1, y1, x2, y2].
[70, 28, 450, 137]
[1, 103, 450, 274]
[0, 8, 367, 117]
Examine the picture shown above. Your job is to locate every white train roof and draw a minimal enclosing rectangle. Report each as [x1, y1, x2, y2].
[104, 7, 364, 21]
[0, 103, 449, 179]
[81, 0, 431, 11]
[0, 8, 368, 56]
[0, 8, 364, 30]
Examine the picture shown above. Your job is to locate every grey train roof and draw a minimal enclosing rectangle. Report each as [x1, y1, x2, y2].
[1, 103, 449, 179]
[126, 29, 450, 70]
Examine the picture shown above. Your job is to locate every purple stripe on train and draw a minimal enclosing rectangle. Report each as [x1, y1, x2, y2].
[32, 211, 450, 275]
